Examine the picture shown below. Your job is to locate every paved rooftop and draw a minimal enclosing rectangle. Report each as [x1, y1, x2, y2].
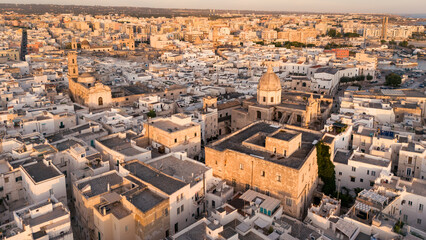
[151, 119, 197, 133]
[211, 122, 322, 169]
[99, 136, 145, 156]
[351, 154, 390, 167]
[77, 172, 123, 198]
[22, 162, 61, 183]
[128, 189, 167, 213]
[124, 161, 187, 195]
[270, 130, 298, 141]
[148, 156, 209, 187]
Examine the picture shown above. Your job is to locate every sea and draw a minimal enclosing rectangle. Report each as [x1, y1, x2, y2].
[401, 14, 426, 18]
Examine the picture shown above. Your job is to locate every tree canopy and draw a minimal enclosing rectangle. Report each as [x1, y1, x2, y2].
[316, 141, 336, 195]
[385, 73, 402, 87]
[327, 29, 341, 38]
[147, 110, 156, 118]
[399, 40, 409, 48]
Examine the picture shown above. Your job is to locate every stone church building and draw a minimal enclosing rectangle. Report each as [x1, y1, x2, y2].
[231, 65, 331, 131]
[67, 51, 113, 109]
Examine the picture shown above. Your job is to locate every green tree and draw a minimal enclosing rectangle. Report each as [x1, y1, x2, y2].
[399, 40, 408, 48]
[273, 42, 282, 47]
[389, 40, 396, 45]
[385, 73, 402, 87]
[147, 110, 156, 118]
[354, 187, 364, 195]
[327, 29, 337, 38]
[367, 74, 373, 80]
[343, 32, 360, 38]
[380, 40, 386, 45]
[316, 141, 336, 195]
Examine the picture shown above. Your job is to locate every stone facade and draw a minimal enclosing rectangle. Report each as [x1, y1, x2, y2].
[231, 65, 328, 131]
[205, 121, 322, 219]
[67, 51, 113, 109]
[144, 114, 201, 159]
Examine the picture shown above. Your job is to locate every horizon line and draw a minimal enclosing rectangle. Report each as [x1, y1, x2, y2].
[1, 3, 425, 16]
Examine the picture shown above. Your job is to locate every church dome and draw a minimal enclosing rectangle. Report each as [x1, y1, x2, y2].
[257, 65, 281, 91]
[77, 72, 96, 84]
[81, 40, 90, 46]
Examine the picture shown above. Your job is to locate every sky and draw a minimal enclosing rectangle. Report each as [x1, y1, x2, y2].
[3, 0, 426, 15]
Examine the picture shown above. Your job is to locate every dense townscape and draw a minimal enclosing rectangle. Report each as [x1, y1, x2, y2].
[0, 5, 426, 240]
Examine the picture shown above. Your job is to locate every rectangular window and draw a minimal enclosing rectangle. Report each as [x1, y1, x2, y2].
[245, 184, 250, 190]
[370, 181, 374, 187]
[232, 179, 236, 187]
[418, 219, 422, 225]
[164, 208, 168, 216]
[360, 178, 363, 183]
[260, 171, 265, 177]
[419, 204, 424, 211]
[177, 208, 180, 215]
[276, 175, 281, 182]
[263, 97, 266, 102]
[350, 176, 356, 182]
[174, 138, 177, 143]
[352, 167, 356, 172]
[403, 214, 408, 222]
[408, 201, 413, 206]
[367, 170, 370, 175]
[371, 171, 376, 176]
[181, 205, 184, 212]
[4, 177, 9, 183]
[339, 172, 342, 176]
[239, 164, 244, 170]
[15, 176, 22, 182]
[286, 198, 292, 207]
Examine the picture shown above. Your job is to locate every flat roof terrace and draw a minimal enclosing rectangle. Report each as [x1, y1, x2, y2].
[212, 122, 322, 169]
[128, 189, 167, 213]
[22, 161, 62, 183]
[148, 156, 209, 187]
[124, 161, 187, 195]
[99, 136, 146, 156]
[151, 120, 196, 133]
[77, 172, 123, 198]
[270, 130, 298, 141]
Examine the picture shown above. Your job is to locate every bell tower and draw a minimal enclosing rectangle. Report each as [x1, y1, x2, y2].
[71, 38, 77, 50]
[67, 51, 79, 79]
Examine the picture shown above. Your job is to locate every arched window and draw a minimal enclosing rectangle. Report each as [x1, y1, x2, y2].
[302, 82, 307, 87]
[98, 97, 103, 106]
